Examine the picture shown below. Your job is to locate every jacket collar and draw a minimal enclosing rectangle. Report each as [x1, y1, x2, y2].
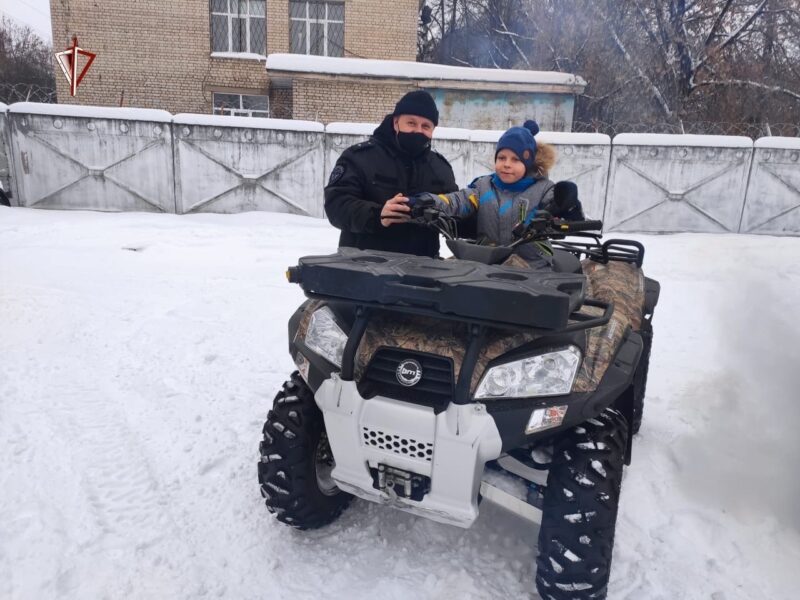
[490, 173, 538, 191]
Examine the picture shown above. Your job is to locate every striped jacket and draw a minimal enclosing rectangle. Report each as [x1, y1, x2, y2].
[422, 173, 556, 268]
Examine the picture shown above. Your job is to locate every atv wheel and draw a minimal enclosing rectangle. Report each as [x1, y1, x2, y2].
[257, 371, 352, 529]
[535, 408, 628, 600]
[631, 319, 653, 435]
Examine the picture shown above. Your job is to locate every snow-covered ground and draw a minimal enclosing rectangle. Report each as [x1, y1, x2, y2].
[1, 206, 799, 600]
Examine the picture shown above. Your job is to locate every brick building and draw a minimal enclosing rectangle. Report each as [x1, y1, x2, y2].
[50, 0, 418, 117]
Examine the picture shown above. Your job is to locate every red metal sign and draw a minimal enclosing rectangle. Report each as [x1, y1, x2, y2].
[55, 36, 97, 97]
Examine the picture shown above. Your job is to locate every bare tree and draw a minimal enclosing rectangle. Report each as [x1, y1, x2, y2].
[0, 17, 56, 104]
[418, 0, 800, 134]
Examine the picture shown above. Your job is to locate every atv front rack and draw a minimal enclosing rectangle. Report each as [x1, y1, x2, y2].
[288, 248, 594, 331]
[288, 249, 615, 405]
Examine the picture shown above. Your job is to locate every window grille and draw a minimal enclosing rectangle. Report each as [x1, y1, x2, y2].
[290, 1, 344, 57]
[210, 0, 266, 54]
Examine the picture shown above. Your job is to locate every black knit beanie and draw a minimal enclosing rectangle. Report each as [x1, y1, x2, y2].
[392, 90, 439, 126]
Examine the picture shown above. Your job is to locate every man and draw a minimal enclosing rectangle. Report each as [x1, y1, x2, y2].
[324, 90, 458, 257]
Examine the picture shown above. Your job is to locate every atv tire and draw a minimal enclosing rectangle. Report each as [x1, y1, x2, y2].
[258, 371, 352, 529]
[535, 408, 629, 600]
[631, 319, 653, 435]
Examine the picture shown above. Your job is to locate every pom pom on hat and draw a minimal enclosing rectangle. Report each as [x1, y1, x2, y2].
[523, 120, 540, 136]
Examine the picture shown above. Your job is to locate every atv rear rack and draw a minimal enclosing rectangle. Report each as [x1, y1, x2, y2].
[553, 236, 645, 268]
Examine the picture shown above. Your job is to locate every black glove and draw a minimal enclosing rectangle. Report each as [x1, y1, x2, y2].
[549, 181, 585, 221]
[406, 194, 437, 219]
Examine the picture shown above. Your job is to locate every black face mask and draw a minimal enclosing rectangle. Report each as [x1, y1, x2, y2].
[396, 131, 432, 157]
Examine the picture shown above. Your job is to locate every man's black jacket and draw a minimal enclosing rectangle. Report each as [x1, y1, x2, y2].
[324, 115, 458, 257]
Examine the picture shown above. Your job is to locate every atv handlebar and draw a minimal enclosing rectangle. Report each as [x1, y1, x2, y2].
[407, 198, 604, 245]
[552, 219, 604, 234]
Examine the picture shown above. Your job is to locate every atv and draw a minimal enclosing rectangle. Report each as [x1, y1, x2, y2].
[258, 203, 659, 599]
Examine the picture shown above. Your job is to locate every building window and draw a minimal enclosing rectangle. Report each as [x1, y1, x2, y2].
[290, 2, 344, 57]
[213, 93, 269, 117]
[210, 0, 266, 54]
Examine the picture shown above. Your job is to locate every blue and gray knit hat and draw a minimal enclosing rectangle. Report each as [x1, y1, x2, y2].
[495, 120, 540, 169]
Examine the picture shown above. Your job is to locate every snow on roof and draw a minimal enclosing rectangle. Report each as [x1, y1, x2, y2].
[0, 102, 7, 111]
[8, 102, 173, 122]
[471, 129, 611, 145]
[754, 137, 800, 150]
[613, 133, 752, 148]
[266, 54, 586, 87]
[173, 113, 324, 132]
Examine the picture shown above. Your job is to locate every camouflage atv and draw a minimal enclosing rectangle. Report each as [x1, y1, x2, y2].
[258, 205, 659, 600]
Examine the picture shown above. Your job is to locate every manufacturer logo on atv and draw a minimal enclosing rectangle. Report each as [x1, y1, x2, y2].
[396, 359, 423, 387]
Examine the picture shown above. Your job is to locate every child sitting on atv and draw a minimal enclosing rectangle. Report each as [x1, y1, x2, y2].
[407, 120, 584, 269]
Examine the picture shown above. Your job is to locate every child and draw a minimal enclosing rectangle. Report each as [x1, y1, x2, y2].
[410, 120, 565, 268]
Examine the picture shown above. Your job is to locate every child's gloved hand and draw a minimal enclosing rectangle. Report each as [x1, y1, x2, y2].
[548, 181, 586, 221]
[406, 194, 436, 219]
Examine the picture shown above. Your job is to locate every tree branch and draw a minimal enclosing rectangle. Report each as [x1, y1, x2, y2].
[695, 78, 800, 101]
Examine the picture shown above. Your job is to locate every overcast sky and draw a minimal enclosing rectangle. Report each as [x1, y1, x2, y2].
[0, 0, 52, 43]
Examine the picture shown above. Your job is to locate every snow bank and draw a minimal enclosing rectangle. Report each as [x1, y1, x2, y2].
[8, 102, 173, 123]
[173, 113, 323, 133]
[1, 207, 799, 600]
[469, 129, 610, 145]
[266, 54, 586, 87]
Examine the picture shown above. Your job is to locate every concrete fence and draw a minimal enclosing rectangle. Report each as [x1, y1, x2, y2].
[1, 102, 798, 235]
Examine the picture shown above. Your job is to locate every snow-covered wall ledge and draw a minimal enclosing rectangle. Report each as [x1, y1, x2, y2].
[3, 103, 800, 234]
[173, 113, 324, 216]
[741, 137, 800, 235]
[604, 134, 754, 233]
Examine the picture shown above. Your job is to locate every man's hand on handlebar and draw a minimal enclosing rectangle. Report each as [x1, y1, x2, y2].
[380, 193, 411, 227]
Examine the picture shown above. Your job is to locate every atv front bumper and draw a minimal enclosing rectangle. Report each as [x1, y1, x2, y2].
[316, 374, 503, 528]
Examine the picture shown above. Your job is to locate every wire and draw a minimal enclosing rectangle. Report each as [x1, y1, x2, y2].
[14, 0, 48, 17]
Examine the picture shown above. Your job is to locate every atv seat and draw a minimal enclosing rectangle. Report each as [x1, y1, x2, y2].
[552, 249, 582, 274]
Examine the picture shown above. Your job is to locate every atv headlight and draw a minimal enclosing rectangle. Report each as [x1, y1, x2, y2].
[475, 346, 582, 399]
[304, 306, 347, 367]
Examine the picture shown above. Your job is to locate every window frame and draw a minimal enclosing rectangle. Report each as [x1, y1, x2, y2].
[290, 1, 345, 57]
[212, 92, 270, 118]
[210, 0, 266, 55]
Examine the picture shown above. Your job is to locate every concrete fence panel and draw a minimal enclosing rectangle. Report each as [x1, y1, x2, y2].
[324, 123, 372, 184]
[432, 127, 472, 188]
[7, 103, 175, 212]
[604, 134, 753, 233]
[174, 114, 325, 216]
[469, 130, 611, 220]
[323, 124, 473, 190]
[740, 138, 800, 235]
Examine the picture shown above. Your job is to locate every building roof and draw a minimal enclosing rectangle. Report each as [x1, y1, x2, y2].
[266, 54, 586, 93]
